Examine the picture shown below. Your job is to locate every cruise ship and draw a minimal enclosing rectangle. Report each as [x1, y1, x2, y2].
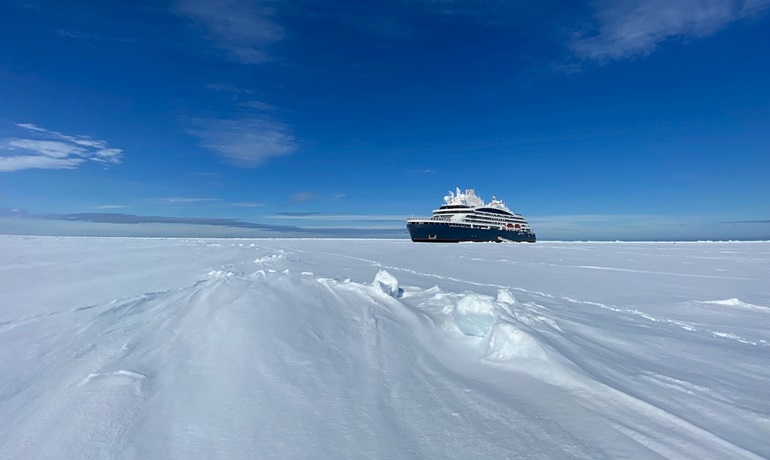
[406, 188, 536, 243]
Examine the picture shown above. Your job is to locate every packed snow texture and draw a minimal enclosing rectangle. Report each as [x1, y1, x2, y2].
[1, 236, 768, 459]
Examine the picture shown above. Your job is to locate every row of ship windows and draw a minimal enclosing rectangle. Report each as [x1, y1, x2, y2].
[429, 218, 528, 227]
[466, 219, 529, 228]
[435, 210, 518, 218]
[417, 221, 531, 231]
[433, 212, 525, 222]
[465, 216, 527, 224]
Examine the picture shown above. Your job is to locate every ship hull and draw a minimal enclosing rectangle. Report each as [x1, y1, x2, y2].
[407, 221, 536, 243]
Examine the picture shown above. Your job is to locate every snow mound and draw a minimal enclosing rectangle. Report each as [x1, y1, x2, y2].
[496, 288, 517, 305]
[711, 298, 742, 306]
[207, 270, 234, 279]
[446, 290, 552, 363]
[372, 269, 402, 298]
[700, 298, 770, 312]
[453, 293, 497, 337]
[79, 370, 148, 390]
[254, 254, 285, 264]
[486, 322, 549, 362]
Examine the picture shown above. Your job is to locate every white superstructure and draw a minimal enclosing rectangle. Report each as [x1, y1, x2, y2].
[416, 187, 534, 233]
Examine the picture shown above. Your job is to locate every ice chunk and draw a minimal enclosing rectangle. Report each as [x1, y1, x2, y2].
[372, 269, 402, 298]
[254, 254, 285, 264]
[207, 270, 233, 279]
[486, 322, 548, 362]
[496, 289, 517, 305]
[453, 293, 497, 337]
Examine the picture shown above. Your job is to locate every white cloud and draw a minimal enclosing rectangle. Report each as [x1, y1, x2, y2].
[571, 0, 770, 62]
[70, 138, 108, 149]
[6, 139, 86, 158]
[0, 123, 123, 172]
[189, 116, 296, 167]
[93, 148, 123, 162]
[291, 192, 316, 203]
[240, 100, 278, 111]
[164, 197, 221, 203]
[96, 205, 127, 209]
[175, 0, 284, 64]
[743, 0, 770, 14]
[231, 202, 264, 207]
[0, 156, 83, 172]
[15, 123, 47, 133]
[206, 83, 254, 94]
[14, 124, 115, 157]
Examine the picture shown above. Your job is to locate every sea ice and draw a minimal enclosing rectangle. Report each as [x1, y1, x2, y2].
[0, 236, 768, 459]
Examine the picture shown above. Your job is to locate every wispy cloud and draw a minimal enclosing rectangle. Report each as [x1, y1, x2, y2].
[175, 0, 285, 64]
[231, 202, 264, 207]
[96, 205, 127, 209]
[240, 100, 279, 112]
[0, 155, 83, 172]
[164, 197, 221, 203]
[571, 0, 770, 62]
[177, 2, 298, 165]
[188, 116, 297, 167]
[5, 139, 85, 158]
[0, 123, 123, 172]
[274, 212, 326, 217]
[291, 192, 316, 203]
[143, 197, 223, 210]
[270, 212, 406, 222]
[206, 83, 254, 94]
[55, 28, 142, 45]
[159, 198, 263, 207]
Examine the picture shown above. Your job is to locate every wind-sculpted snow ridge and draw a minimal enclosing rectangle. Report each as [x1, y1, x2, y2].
[0, 237, 769, 459]
[698, 298, 770, 312]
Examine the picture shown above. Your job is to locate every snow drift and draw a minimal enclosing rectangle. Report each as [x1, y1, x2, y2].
[0, 236, 768, 459]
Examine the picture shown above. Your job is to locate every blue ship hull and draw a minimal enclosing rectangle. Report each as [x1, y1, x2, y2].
[407, 221, 536, 243]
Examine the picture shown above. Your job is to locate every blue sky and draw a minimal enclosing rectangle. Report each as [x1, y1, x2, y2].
[1, 0, 769, 240]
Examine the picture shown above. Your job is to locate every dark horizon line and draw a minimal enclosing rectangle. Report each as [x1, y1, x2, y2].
[1, 208, 768, 241]
[0, 207, 405, 237]
[0, 231, 767, 243]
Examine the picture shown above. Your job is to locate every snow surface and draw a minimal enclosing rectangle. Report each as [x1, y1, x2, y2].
[1, 236, 769, 459]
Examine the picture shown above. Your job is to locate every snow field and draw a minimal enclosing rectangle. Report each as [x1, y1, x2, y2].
[0, 236, 768, 459]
